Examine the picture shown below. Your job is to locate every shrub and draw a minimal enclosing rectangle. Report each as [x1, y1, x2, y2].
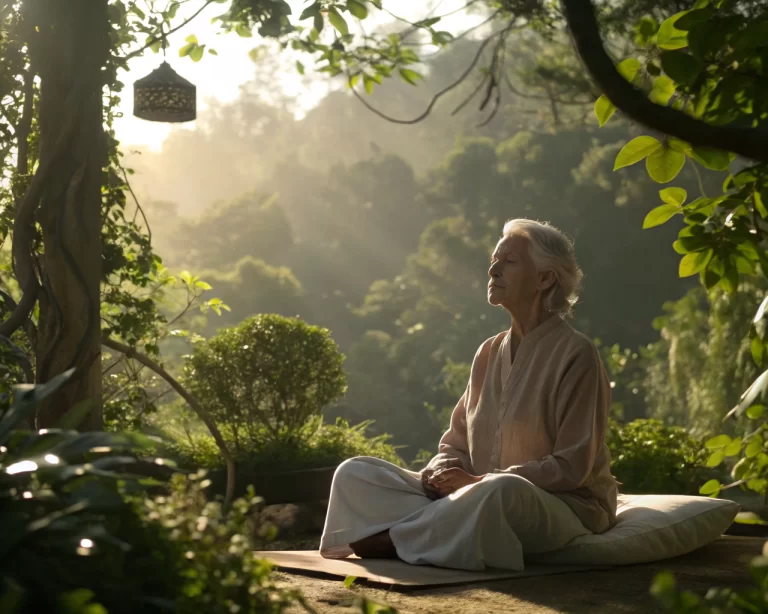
[184, 314, 347, 447]
[0, 370, 307, 613]
[169, 418, 404, 473]
[607, 418, 719, 495]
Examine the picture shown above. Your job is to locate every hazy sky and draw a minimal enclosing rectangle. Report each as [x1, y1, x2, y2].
[115, 0, 475, 151]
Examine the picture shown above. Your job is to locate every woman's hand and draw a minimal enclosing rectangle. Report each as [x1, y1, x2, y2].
[428, 467, 484, 497]
[421, 469, 444, 500]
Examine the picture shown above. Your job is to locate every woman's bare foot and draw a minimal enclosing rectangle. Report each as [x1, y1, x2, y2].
[349, 530, 399, 559]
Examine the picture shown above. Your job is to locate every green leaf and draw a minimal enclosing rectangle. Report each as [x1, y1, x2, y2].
[594, 95, 616, 127]
[649, 76, 676, 105]
[299, 2, 321, 20]
[363, 73, 375, 95]
[208, 48, 218, 56]
[699, 479, 721, 496]
[344, 575, 358, 588]
[752, 337, 765, 365]
[398, 69, 423, 85]
[646, 146, 685, 183]
[328, 7, 349, 36]
[724, 437, 743, 457]
[746, 437, 763, 458]
[660, 50, 702, 86]
[660, 187, 687, 206]
[617, 58, 642, 83]
[706, 449, 725, 467]
[347, 0, 368, 19]
[236, 23, 252, 37]
[656, 11, 690, 49]
[705, 434, 732, 450]
[195, 280, 212, 291]
[614, 136, 662, 170]
[650, 571, 676, 599]
[296, 61, 305, 75]
[643, 204, 680, 229]
[185, 34, 198, 44]
[747, 405, 765, 420]
[189, 44, 204, 62]
[634, 16, 659, 46]
[314, 12, 324, 32]
[178, 43, 194, 58]
[690, 147, 732, 171]
[131, 5, 146, 19]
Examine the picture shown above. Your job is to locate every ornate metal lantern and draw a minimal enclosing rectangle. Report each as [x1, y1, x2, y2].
[133, 60, 196, 123]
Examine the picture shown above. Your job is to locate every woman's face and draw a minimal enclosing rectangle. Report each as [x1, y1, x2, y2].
[487, 233, 549, 311]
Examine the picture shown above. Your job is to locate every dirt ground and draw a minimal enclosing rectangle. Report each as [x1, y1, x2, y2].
[273, 536, 764, 614]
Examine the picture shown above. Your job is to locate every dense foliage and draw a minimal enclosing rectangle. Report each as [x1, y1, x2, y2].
[607, 419, 716, 495]
[184, 314, 347, 447]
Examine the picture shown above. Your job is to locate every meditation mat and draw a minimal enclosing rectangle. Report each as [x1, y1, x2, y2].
[255, 550, 610, 587]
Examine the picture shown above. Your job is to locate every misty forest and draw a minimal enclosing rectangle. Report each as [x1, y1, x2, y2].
[2, 0, 768, 612]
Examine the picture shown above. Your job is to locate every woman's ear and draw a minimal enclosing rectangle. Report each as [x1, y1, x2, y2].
[538, 270, 556, 291]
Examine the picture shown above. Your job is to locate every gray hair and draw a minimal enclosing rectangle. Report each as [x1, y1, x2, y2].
[502, 219, 583, 318]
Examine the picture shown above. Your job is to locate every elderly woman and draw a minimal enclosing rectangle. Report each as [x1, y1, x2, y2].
[320, 219, 618, 571]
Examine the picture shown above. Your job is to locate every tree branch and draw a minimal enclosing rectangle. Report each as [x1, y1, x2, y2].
[101, 336, 236, 509]
[561, 0, 768, 162]
[120, 0, 216, 63]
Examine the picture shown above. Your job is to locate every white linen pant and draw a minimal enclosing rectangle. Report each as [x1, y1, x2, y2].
[319, 456, 591, 571]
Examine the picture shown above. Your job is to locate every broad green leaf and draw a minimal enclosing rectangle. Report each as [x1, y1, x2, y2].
[178, 43, 194, 58]
[594, 95, 616, 127]
[195, 280, 212, 291]
[746, 437, 763, 458]
[649, 76, 676, 105]
[734, 512, 768, 526]
[706, 449, 725, 467]
[646, 146, 685, 183]
[189, 45, 204, 62]
[328, 8, 349, 36]
[614, 136, 662, 170]
[347, 0, 368, 19]
[398, 69, 423, 85]
[656, 11, 690, 49]
[643, 204, 680, 229]
[660, 187, 687, 206]
[690, 147, 732, 171]
[296, 61, 305, 75]
[747, 404, 765, 420]
[724, 437, 743, 457]
[344, 575, 358, 588]
[660, 50, 702, 86]
[699, 479, 721, 496]
[705, 434, 732, 449]
[680, 251, 712, 278]
[185, 34, 198, 44]
[617, 58, 642, 83]
[208, 48, 218, 56]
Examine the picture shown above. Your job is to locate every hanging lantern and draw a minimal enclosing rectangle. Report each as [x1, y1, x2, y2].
[133, 60, 196, 123]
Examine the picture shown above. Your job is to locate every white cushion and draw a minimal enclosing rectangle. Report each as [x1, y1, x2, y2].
[527, 494, 740, 566]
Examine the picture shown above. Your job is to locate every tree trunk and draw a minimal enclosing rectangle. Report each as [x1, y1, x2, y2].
[27, 0, 109, 429]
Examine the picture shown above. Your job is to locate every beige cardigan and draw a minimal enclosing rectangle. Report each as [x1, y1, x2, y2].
[426, 315, 618, 534]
